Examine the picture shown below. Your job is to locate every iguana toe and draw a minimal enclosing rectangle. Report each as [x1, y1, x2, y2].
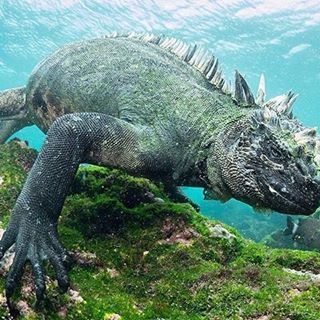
[5, 241, 29, 301]
[46, 245, 70, 293]
[0, 226, 17, 259]
[29, 245, 46, 302]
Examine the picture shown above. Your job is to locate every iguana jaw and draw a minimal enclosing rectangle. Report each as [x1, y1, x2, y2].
[211, 154, 320, 215]
[255, 170, 320, 215]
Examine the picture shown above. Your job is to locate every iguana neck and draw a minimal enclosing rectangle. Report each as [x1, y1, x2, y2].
[202, 114, 257, 200]
[169, 89, 254, 187]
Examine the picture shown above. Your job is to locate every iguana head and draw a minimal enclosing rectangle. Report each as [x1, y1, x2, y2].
[205, 75, 320, 215]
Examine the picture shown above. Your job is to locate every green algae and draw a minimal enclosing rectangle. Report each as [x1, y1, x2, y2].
[0, 141, 36, 225]
[0, 142, 320, 319]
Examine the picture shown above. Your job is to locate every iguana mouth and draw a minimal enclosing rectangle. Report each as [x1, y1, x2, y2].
[267, 185, 313, 214]
[257, 176, 320, 215]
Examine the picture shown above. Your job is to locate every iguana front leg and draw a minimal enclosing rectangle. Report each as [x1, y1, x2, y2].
[0, 112, 165, 307]
[163, 183, 200, 211]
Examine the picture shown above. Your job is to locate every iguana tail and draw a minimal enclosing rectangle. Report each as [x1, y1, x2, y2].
[0, 86, 27, 120]
[0, 87, 29, 143]
[0, 120, 29, 143]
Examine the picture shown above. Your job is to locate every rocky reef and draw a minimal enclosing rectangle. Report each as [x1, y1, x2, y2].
[1, 141, 320, 319]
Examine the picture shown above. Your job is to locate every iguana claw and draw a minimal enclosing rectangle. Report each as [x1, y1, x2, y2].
[0, 212, 70, 310]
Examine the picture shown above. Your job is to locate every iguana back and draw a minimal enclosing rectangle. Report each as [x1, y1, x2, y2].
[26, 35, 241, 136]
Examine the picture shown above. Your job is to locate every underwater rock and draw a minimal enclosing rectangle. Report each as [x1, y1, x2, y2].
[284, 268, 320, 282]
[3, 138, 36, 172]
[69, 250, 104, 268]
[158, 216, 200, 246]
[262, 228, 295, 249]
[209, 224, 236, 240]
[2, 143, 320, 319]
[0, 140, 37, 218]
[104, 313, 122, 320]
[119, 188, 158, 208]
[285, 217, 320, 250]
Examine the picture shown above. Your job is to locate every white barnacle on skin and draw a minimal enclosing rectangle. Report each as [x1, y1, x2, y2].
[268, 185, 279, 195]
[70, 115, 83, 122]
[23, 204, 30, 211]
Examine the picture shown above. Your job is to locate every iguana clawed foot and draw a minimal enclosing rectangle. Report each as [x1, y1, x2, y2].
[0, 209, 71, 312]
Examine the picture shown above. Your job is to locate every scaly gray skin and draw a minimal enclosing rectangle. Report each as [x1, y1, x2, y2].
[0, 33, 319, 307]
[0, 87, 30, 143]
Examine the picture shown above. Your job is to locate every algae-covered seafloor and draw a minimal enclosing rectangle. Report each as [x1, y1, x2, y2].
[1, 141, 320, 319]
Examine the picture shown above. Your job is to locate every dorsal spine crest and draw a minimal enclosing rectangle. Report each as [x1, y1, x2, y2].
[105, 32, 299, 115]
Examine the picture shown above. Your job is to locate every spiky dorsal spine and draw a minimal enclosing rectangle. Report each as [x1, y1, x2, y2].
[105, 32, 230, 96]
[263, 91, 298, 116]
[256, 74, 266, 105]
[234, 70, 255, 106]
[105, 32, 300, 113]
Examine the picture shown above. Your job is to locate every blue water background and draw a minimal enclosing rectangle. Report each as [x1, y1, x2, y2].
[0, 0, 319, 241]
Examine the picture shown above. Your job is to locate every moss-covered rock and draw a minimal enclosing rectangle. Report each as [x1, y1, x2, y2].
[1, 142, 320, 319]
[0, 140, 37, 224]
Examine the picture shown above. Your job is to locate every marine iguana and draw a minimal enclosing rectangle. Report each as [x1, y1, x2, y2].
[284, 216, 320, 249]
[0, 32, 319, 306]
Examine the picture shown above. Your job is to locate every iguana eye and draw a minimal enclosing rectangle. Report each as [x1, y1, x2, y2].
[270, 147, 282, 158]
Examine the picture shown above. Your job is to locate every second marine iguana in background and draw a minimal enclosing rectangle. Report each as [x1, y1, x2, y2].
[0, 32, 319, 306]
[283, 216, 320, 250]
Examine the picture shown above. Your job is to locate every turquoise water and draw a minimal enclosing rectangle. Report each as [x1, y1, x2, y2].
[1, 0, 319, 241]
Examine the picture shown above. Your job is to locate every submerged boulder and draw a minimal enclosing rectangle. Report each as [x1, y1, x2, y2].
[1, 142, 320, 319]
[0, 139, 37, 220]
